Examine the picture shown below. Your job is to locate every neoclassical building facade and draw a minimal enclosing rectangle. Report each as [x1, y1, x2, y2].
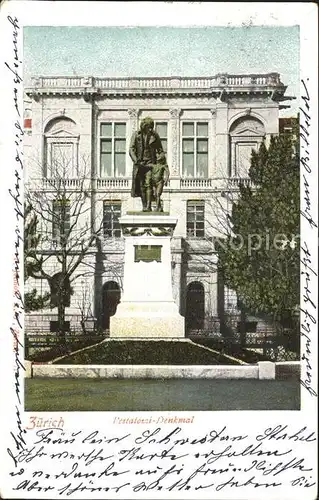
[24, 73, 292, 333]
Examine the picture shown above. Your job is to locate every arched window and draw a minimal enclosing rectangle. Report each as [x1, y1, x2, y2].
[186, 281, 205, 331]
[102, 281, 121, 330]
[229, 116, 265, 177]
[44, 117, 79, 177]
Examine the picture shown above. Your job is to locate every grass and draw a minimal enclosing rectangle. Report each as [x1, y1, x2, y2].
[52, 340, 240, 365]
[25, 378, 300, 411]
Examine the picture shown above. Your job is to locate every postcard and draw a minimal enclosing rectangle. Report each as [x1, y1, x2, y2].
[0, 1, 317, 499]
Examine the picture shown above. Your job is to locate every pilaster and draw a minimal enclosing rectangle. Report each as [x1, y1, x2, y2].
[127, 108, 139, 134]
[169, 108, 182, 177]
[231, 140, 236, 176]
[215, 100, 229, 178]
[172, 253, 182, 311]
[210, 108, 217, 177]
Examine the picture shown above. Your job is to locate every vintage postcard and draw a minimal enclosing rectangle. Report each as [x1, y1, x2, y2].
[0, 1, 318, 498]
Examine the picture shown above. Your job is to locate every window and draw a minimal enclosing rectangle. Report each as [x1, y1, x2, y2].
[103, 201, 121, 238]
[182, 122, 208, 178]
[51, 143, 74, 174]
[283, 127, 293, 135]
[24, 107, 32, 131]
[100, 123, 126, 177]
[186, 201, 205, 238]
[52, 199, 70, 243]
[155, 122, 168, 154]
[224, 287, 238, 312]
[44, 117, 79, 178]
[229, 117, 265, 177]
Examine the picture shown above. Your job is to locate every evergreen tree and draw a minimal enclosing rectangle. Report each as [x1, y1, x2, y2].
[216, 131, 299, 326]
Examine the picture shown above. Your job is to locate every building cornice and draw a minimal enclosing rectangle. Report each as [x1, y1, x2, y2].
[25, 73, 291, 102]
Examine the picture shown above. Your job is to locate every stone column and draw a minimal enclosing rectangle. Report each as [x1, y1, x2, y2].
[127, 108, 139, 134]
[172, 253, 182, 311]
[90, 103, 100, 235]
[127, 108, 139, 172]
[215, 101, 229, 178]
[231, 140, 236, 176]
[127, 108, 139, 210]
[209, 271, 218, 317]
[169, 108, 182, 178]
[31, 95, 45, 177]
[210, 109, 217, 177]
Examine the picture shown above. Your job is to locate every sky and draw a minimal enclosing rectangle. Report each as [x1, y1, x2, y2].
[24, 26, 299, 116]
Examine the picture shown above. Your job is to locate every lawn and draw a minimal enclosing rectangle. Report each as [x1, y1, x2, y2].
[52, 340, 241, 365]
[25, 378, 300, 411]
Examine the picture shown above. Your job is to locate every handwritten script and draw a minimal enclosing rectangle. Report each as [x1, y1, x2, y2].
[7, 423, 316, 496]
[2, 10, 317, 500]
[299, 78, 318, 398]
[5, 13, 27, 475]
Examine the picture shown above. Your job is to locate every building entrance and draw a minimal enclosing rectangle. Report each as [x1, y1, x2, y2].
[102, 281, 121, 330]
[186, 281, 205, 330]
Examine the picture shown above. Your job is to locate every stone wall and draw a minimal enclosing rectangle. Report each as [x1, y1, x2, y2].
[24, 73, 284, 332]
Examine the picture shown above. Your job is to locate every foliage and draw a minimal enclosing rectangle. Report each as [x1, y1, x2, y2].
[53, 340, 240, 365]
[26, 337, 103, 362]
[216, 133, 299, 324]
[24, 288, 51, 313]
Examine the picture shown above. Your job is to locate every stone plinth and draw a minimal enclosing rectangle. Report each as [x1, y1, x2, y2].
[110, 214, 185, 338]
[258, 361, 276, 380]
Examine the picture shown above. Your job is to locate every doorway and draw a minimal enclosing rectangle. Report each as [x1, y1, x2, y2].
[186, 281, 205, 331]
[101, 281, 121, 330]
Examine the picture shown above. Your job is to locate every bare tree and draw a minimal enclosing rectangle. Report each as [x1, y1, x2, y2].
[25, 151, 110, 345]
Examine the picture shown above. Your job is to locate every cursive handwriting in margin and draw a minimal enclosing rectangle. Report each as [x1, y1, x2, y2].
[6, 14, 27, 466]
[299, 78, 318, 398]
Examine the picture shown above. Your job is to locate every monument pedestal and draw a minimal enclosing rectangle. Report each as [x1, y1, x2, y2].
[110, 213, 185, 338]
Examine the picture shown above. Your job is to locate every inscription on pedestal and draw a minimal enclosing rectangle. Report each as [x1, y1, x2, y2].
[134, 245, 162, 263]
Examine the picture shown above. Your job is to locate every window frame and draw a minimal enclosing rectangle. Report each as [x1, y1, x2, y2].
[283, 126, 293, 134]
[45, 137, 79, 178]
[99, 122, 127, 178]
[154, 121, 168, 155]
[234, 140, 258, 177]
[181, 121, 209, 178]
[229, 118, 265, 177]
[52, 199, 71, 244]
[103, 200, 122, 238]
[186, 200, 205, 238]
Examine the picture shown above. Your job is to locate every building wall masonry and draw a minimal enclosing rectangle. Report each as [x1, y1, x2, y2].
[24, 73, 291, 333]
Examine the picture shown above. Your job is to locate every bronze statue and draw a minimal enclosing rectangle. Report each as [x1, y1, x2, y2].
[129, 117, 169, 212]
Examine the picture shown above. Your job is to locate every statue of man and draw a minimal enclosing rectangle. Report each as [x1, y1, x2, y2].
[129, 117, 169, 212]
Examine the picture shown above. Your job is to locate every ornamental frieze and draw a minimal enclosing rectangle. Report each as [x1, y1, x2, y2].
[122, 226, 174, 237]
